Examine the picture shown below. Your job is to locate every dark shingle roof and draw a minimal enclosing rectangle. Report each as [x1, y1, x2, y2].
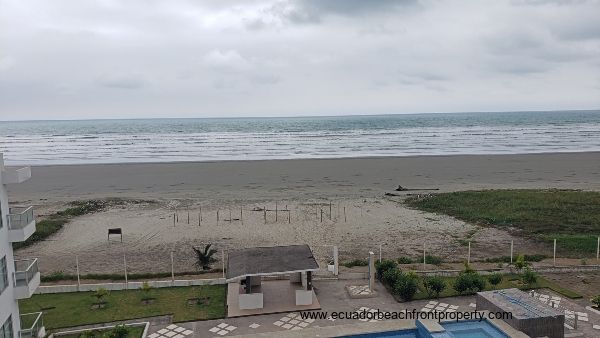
[226, 244, 319, 281]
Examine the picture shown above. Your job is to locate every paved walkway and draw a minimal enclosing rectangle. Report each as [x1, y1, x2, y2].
[145, 280, 600, 337]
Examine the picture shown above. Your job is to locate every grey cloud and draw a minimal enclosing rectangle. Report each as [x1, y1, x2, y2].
[97, 74, 145, 89]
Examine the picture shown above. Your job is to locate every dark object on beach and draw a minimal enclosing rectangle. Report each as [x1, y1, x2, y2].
[395, 185, 439, 191]
[107, 228, 123, 242]
[385, 192, 401, 197]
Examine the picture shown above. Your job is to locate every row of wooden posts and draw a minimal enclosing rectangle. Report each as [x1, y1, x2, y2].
[170, 201, 359, 226]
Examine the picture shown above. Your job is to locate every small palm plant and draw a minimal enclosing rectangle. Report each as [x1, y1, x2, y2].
[591, 295, 600, 309]
[141, 282, 153, 301]
[193, 244, 217, 270]
[93, 287, 108, 307]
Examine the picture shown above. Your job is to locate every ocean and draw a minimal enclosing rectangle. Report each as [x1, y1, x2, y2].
[1, 110, 599, 165]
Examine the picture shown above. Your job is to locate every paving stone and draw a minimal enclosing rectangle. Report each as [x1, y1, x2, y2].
[249, 323, 260, 329]
[273, 321, 283, 326]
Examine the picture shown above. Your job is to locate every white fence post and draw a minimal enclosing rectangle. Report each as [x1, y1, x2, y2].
[597, 237, 599, 263]
[553, 239, 557, 267]
[467, 241, 471, 265]
[170, 251, 175, 284]
[333, 245, 339, 276]
[222, 250, 226, 279]
[76, 255, 81, 291]
[123, 254, 128, 290]
[423, 243, 426, 270]
[510, 240, 514, 264]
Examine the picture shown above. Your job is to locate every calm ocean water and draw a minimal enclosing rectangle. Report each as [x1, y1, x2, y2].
[1, 111, 599, 165]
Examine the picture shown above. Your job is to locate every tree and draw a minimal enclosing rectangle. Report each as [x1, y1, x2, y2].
[193, 244, 218, 270]
[94, 287, 108, 304]
[521, 267, 537, 285]
[423, 276, 446, 298]
[487, 273, 503, 289]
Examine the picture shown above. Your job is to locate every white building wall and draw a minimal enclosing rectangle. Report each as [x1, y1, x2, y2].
[0, 155, 23, 335]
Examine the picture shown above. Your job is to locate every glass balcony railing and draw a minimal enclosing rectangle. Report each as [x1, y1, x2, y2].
[19, 312, 44, 338]
[8, 206, 35, 230]
[14, 258, 39, 288]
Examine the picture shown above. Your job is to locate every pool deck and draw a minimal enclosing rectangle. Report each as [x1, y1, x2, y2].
[143, 279, 600, 338]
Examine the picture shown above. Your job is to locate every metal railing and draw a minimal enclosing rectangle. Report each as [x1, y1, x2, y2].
[14, 258, 39, 287]
[19, 312, 44, 338]
[8, 206, 34, 229]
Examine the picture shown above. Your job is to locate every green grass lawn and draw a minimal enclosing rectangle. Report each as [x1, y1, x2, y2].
[413, 273, 582, 300]
[19, 285, 226, 330]
[405, 189, 600, 255]
[58, 326, 145, 338]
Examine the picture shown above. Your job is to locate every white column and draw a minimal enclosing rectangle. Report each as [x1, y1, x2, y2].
[368, 251, 375, 291]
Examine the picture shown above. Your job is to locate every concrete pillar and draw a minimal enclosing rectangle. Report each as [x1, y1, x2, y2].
[368, 251, 375, 291]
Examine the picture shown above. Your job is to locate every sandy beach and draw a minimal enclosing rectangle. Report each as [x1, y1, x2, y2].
[9, 152, 600, 275]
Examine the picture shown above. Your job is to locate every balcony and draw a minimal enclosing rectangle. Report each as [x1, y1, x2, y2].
[7, 206, 36, 242]
[19, 312, 45, 338]
[1, 166, 31, 184]
[13, 258, 41, 299]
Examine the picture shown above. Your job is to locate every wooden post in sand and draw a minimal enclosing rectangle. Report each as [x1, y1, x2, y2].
[217, 209, 220, 225]
[198, 207, 201, 226]
[240, 207, 243, 225]
[264, 206, 267, 224]
[343, 207, 346, 222]
[329, 201, 332, 220]
[288, 209, 291, 224]
[275, 202, 278, 222]
[320, 208, 323, 223]
[187, 208, 190, 224]
[176, 209, 178, 223]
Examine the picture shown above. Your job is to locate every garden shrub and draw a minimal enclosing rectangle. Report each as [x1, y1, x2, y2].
[423, 276, 446, 298]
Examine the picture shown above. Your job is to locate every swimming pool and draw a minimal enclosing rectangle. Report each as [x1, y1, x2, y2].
[340, 319, 509, 338]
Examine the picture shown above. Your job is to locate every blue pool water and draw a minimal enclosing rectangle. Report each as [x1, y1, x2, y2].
[341, 329, 418, 338]
[341, 320, 508, 338]
[441, 321, 508, 338]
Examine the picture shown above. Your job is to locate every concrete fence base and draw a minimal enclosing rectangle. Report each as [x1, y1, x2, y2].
[36, 278, 226, 294]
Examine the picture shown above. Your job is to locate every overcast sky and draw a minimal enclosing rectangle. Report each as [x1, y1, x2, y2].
[1, 0, 599, 120]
